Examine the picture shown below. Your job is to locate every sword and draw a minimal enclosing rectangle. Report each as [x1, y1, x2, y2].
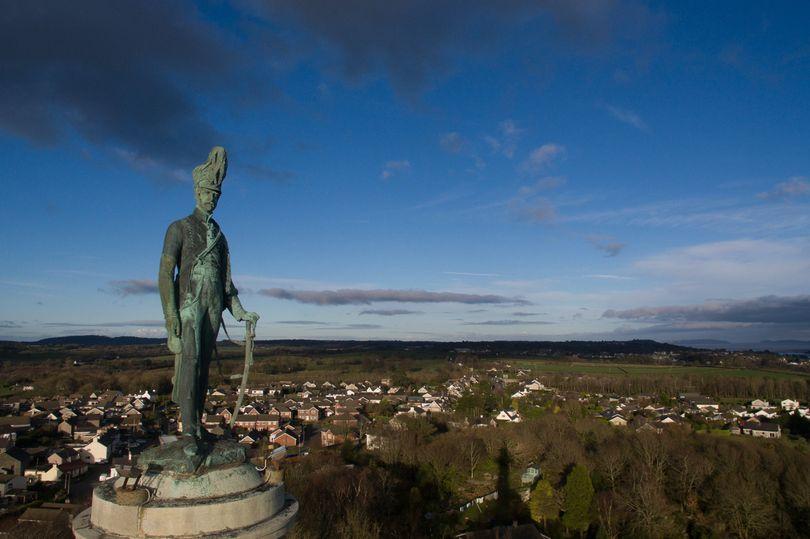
[229, 319, 255, 429]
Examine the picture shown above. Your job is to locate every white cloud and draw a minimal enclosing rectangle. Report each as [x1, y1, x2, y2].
[563, 196, 810, 233]
[633, 238, 810, 297]
[523, 143, 565, 173]
[439, 131, 465, 153]
[757, 176, 810, 200]
[380, 160, 411, 180]
[586, 235, 626, 257]
[605, 105, 647, 130]
[485, 119, 525, 158]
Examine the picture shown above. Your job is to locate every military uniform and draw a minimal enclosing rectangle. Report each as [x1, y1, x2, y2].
[158, 147, 249, 438]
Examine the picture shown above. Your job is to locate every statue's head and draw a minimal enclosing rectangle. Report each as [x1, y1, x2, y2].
[193, 146, 227, 214]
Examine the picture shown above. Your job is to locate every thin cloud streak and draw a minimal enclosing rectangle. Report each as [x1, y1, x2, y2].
[444, 271, 501, 277]
[757, 176, 810, 200]
[587, 235, 626, 257]
[605, 104, 647, 130]
[259, 288, 530, 306]
[359, 309, 422, 316]
[462, 319, 554, 326]
[604, 294, 810, 325]
[108, 279, 158, 296]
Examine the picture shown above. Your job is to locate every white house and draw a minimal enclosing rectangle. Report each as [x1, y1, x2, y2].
[525, 380, 545, 391]
[495, 410, 521, 422]
[422, 401, 444, 413]
[750, 399, 770, 409]
[24, 464, 62, 484]
[81, 437, 111, 463]
[781, 399, 800, 411]
[740, 421, 781, 439]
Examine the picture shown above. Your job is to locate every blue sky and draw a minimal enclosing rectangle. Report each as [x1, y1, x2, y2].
[2, 1, 809, 342]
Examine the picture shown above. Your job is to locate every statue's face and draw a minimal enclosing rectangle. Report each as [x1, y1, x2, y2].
[195, 188, 220, 214]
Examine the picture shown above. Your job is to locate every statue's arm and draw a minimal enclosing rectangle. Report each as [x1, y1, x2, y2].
[159, 222, 182, 336]
[223, 237, 258, 324]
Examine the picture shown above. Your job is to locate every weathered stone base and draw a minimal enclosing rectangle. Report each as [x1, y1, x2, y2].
[73, 463, 297, 538]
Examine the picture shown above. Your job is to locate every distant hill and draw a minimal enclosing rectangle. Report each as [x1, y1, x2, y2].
[34, 335, 165, 346]
[674, 339, 810, 353]
[21, 336, 690, 355]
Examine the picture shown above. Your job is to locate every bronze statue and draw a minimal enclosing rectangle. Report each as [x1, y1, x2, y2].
[158, 146, 258, 446]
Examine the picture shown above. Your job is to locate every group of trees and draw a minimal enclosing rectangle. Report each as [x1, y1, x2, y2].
[285, 406, 810, 538]
[543, 372, 810, 401]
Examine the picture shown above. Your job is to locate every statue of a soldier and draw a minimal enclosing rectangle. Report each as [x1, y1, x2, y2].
[158, 146, 258, 448]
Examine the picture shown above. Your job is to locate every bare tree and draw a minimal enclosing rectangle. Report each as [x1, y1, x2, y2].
[458, 433, 487, 480]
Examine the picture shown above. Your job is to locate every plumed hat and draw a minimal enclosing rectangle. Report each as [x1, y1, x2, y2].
[193, 146, 228, 192]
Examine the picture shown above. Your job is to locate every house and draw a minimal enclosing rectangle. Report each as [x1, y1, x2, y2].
[750, 399, 770, 409]
[48, 448, 79, 466]
[269, 405, 293, 420]
[73, 421, 100, 442]
[233, 414, 279, 431]
[85, 407, 105, 417]
[422, 401, 444, 413]
[331, 413, 359, 428]
[0, 416, 31, 432]
[58, 460, 88, 479]
[0, 447, 31, 475]
[740, 420, 781, 439]
[25, 463, 62, 484]
[605, 413, 628, 427]
[525, 380, 545, 391]
[320, 429, 355, 447]
[693, 397, 719, 413]
[122, 413, 143, 431]
[0, 473, 27, 496]
[131, 398, 147, 410]
[270, 430, 298, 447]
[637, 422, 664, 434]
[297, 405, 320, 422]
[396, 406, 425, 418]
[59, 407, 78, 420]
[58, 420, 75, 437]
[81, 437, 111, 463]
[239, 434, 258, 445]
[495, 410, 521, 423]
[781, 399, 800, 411]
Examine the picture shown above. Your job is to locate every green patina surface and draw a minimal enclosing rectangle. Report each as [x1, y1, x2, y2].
[157, 147, 259, 450]
[137, 436, 246, 475]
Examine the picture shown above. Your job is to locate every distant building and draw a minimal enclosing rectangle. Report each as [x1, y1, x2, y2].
[781, 399, 800, 411]
[740, 420, 781, 439]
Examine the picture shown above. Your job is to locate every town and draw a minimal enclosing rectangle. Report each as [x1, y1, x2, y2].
[1, 339, 809, 537]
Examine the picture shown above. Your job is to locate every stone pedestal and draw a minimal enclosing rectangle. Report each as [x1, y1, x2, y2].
[73, 440, 297, 538]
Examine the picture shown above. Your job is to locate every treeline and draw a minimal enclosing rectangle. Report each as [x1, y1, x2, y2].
[543, 372, 810, 401]
[1, 360, 174, 396]
[285, 411, 810, 538]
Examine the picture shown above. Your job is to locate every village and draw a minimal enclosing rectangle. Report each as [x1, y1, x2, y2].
[1, 358, 806, 536]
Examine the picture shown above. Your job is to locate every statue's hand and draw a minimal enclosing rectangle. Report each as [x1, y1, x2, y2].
[242, 311, 260, 325]
[166, 312, 181, 338]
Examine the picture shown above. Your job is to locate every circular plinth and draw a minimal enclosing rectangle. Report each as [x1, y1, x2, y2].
[73, 464, 298, 538]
